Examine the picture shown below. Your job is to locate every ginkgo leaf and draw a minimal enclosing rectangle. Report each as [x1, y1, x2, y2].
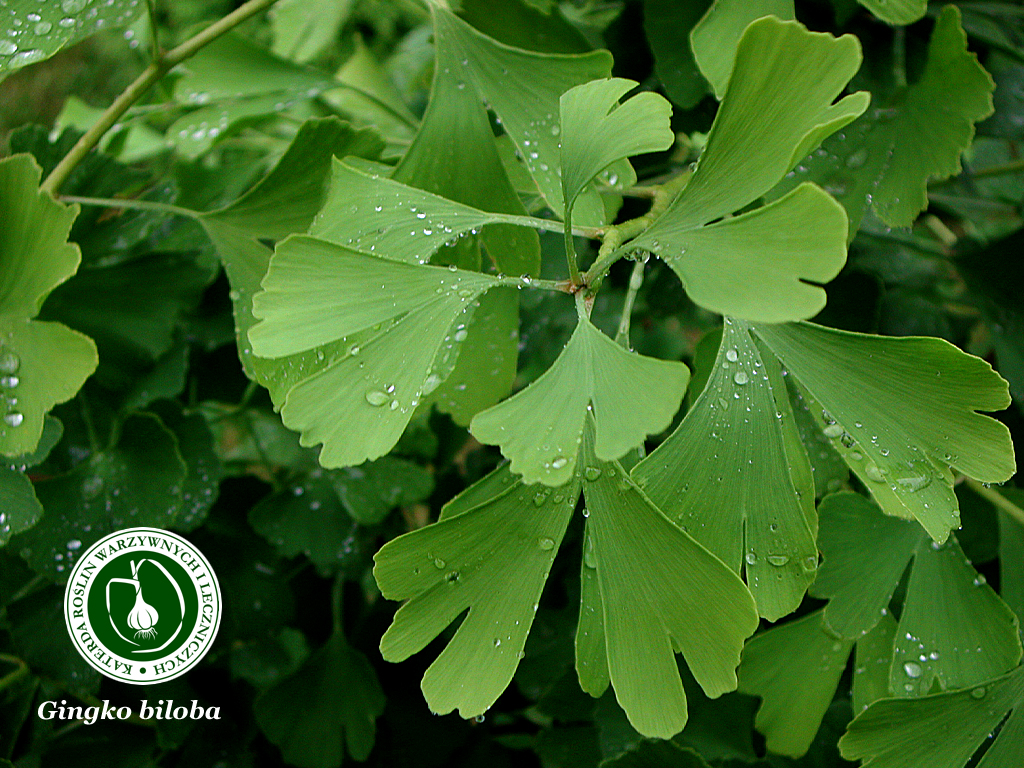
[0, 467, 41, 545]
[201, 117, 385, 396]
[254, 631, 386, 767]
[580, 425, 759, 739]
[373, 464, 581, 719]
[423, 6, 614, 226]
[839, 665, 1024, 768]
[690, 0, 794, 99]
[810, 492, 922, 638]
[737, 610, 854, 758]
[632, 318, 818, 620]
[0, 155, 81, 317]
[858, 0, 926, 26]
[754, 322, 1015, 543]
[810, 493, 1021, 697]
[471, 312, 689, 486]
[640, 184, 848, 322]
[558, 78, 673, 213]
[309, 159, 527, 268]
[635, 17, 867, 234]
[0, 156, 97, 457]
[775, 6, 993, 230]
[308, 165, 525, 424]
[0, 318, 96, 457]
[249, 237, 500, 466]
[630, 17, 868, 321]
[0, 0, 144, 77]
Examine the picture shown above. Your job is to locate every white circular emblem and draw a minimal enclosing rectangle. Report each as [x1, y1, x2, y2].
[64, 527, 222, 685]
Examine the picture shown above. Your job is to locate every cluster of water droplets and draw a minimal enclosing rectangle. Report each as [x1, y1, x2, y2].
[0, 0, 141, 70]
[0, 346, 24, 431]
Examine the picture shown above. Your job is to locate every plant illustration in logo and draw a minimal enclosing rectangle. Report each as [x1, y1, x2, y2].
[126, 561, 159, 639]
[105, 558, 186, 652]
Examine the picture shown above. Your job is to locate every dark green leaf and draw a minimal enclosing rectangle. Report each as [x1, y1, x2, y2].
[254, 632, 386, 767]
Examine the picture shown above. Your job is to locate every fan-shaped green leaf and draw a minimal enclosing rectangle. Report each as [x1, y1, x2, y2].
[634, 17, 867, 235]
[373, 464, 581, 718]
[310, 159, 523, 267]
[811, 493, 922, 638]
[249, 237, 500, 466]
[858, 0, 926, 26]
[420, 6, 614, 226]
[0, 467, 41, 545]
[754, 322, 1015, 543]
[579, 427, 758, 739]
[775, 6, 994, 230]
[0, 155, 81, 317]
[839, 665, 1024, 768]
[558, 78, 673, 213]
[690, 0, 794, 99]
[471, 313, 689, 486]
[254, 631, 385, 767]
[0, 0, 143, 77]
[0, 318, 96, 457]
[0, 154, 96, 453]
[632, 318, 818, 620]
[811, 493, 1021, 697]
[201, 119, 385, 406]
[737, 610, 854, 758]
[640, 183, 848, 322]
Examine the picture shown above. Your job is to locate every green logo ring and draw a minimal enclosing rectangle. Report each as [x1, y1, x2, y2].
[63, 527, 221, 685]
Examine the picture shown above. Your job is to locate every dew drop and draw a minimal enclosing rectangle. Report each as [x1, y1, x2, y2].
[745, 552, 757, 565]
[725, 348, 739, 362]
[584, 466, 602, 481]
[34, 21, 52, 35]
[365, 390, 390, 406]
[3, 411, 23, 427]
[971, 686, 986, 699]
[733, 371, 749, 385]
[846, 148, 869, 169]
[67, 539, 82, 551]
[82, 476, 104, 500]
[896, 473, 932, 492]
[493, 638, 501, 647]
[822, 423, 845, 439]
[533, 492, 547, 507]
[550, 456, 568, 470]
[864, 461, 886, 483]
[766, 554, 790, 567]
[537, 537, 555, 551]
[0, 351, 19, 374]
[0, 40, 18, 56]
[801, 555, 818, 572]
[903, 661, 922, 678]
[454, 329, 468, 342]
[433, 557, 446, 569]
[973, 574, 987, 586]
[0, 375, 19, 388]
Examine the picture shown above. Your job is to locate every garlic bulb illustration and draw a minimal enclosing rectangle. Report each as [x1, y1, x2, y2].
[127, 584, 159, 639]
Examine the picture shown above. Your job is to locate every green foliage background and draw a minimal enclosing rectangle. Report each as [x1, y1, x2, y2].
[1, 0, 1024, 767]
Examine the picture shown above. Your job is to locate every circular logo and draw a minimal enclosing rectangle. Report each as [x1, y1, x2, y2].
[63, 528, 221, 685]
